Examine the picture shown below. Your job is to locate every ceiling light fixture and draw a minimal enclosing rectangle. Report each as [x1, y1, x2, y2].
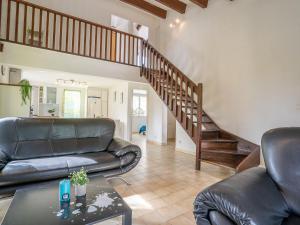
[56, 79, 88, 87]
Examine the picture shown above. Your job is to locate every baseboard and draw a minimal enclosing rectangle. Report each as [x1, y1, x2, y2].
[175, 147, 196, 156]
[147, 140, 167, 146]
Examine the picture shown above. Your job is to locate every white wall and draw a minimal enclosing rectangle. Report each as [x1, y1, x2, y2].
[0, 43, 145, 83]
[0, 85, 30, 118]
[167, 109, 176, 139]
[147, 87, 168, 144]
[176, 122, 196, 155]
[108, 82, 129, 140]
[0, 65, 9, 83]
[159, 0, 300, 154]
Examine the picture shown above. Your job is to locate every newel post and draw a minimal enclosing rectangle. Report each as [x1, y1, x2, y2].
[140, 40, 146, 77]
[195, 83, 203, 170]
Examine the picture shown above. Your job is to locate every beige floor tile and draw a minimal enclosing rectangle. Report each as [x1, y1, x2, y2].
[157, 205, 188, 222]
[166, 214, 196, 225]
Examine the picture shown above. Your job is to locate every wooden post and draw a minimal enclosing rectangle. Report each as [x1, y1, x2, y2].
[195, 83, 203, 170]
[140, 40, 144, 77]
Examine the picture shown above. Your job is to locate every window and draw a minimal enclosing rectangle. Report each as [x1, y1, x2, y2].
[132, 89, 147, 116]
[46, 87, 57, 104]
[63, 90, 81, 118]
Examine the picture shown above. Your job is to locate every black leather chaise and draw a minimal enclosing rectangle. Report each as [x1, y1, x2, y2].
[194, 127, 300, 225]
[0, 117, 141, 195]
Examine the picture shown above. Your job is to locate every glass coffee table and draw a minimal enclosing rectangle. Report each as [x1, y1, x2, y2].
[1, 176, 132, 225]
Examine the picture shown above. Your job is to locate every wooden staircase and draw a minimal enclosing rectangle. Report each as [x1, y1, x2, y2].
[140, 42, 260, 171]
[0, 0, 260, 172]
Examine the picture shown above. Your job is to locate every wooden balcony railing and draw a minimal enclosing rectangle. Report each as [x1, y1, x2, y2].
[0, 0, 203, 170]
[0, 0, 143, 66]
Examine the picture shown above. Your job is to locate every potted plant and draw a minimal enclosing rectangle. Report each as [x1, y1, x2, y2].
[48, 108, 56, 117]
[70, 168, 89, 197]
[19, 79, 32, 105]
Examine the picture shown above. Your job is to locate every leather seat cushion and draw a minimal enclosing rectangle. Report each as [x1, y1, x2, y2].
[2, 157, 68, 175]
[0, 152, 123, 187]
[2, 152, 121, 176]
[282, 215, 300, 225]
[67, 152, 122, 173]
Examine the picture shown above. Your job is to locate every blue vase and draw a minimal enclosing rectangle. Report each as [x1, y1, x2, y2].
[59, 179, 71, 202]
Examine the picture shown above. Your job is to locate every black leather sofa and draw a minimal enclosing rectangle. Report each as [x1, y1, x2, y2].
[194, 128, 300, 225]
[0, 117, 141, 195]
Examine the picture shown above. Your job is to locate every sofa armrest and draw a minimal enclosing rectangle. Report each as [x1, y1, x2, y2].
[194, 167, 289, 225]
[107, 138, 141, 159]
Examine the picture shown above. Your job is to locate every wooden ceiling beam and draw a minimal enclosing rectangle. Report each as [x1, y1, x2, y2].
[190, 0, 208, 8]
[154, 0, 187, 14]
[120, 0, 167, 19]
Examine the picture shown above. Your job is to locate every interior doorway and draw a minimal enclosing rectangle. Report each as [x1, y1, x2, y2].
[111, 15, 149, 66]
[131, 89, 147, 139]
[63, 90, 81, 118]
[167, 109, 176, 143]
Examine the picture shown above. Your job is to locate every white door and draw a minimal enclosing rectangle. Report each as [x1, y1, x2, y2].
[87, 97, 102, 118]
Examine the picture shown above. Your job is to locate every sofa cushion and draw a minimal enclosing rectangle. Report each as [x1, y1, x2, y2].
[1, 157, 68, 175]
[1, 152, 122, 176]
[67, 152, 122, 173]
[0, 117, 115, 160]
[282, 215, 300, 225]
[52, 119, 115, 155]
[0, 152, 122, 187]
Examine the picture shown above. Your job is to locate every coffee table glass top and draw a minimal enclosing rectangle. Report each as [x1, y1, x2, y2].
[2, 176, 131, 225]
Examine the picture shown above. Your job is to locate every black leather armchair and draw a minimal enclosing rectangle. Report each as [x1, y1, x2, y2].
[194, 128, 300, 225]
[0, 117, 141, 195]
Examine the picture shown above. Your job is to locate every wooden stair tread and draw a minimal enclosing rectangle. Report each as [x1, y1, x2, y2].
[202, 121, 214, 124]
[202, 149, 249, 156]
[202, 139, 237, 143]
[202, 128, 220, 132]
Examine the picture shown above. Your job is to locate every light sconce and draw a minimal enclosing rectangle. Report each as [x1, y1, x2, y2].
[169, 18, 182, 29]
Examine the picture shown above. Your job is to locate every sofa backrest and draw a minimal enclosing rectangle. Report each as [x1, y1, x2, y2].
[0, 117, 115, 160]
[262, 128, 300, 215]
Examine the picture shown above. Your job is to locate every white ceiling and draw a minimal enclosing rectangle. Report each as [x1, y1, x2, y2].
[22, 68, 127, 88]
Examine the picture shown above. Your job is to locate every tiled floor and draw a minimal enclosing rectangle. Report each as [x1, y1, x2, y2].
[0, 134, 234, 225]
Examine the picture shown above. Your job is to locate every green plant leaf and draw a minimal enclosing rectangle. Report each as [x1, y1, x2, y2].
[19, 79, 32, 105]
[70, 167, 89, 186]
